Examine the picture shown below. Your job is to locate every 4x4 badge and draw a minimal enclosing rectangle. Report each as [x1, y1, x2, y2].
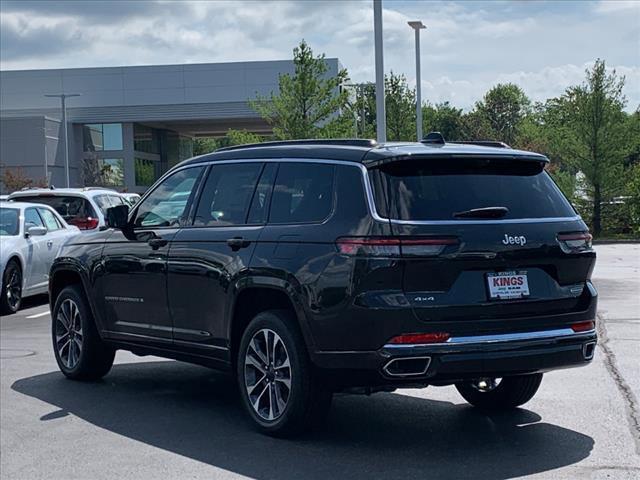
[502, 234, 527, 246]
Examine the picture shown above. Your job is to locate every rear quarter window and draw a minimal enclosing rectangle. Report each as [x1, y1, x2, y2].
[372, 158, 576, 221]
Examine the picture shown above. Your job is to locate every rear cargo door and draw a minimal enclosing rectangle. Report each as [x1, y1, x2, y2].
[370, 156, 596, 334]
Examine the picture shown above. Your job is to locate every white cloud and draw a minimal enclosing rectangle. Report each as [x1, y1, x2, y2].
[0, 0, 638, 110]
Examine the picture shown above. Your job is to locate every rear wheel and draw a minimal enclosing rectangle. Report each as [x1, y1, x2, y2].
[1, 260, 22, 315]
[455, 373, 543, 410]
[52, 285, 115, 380]
[237, 310, 332, 436]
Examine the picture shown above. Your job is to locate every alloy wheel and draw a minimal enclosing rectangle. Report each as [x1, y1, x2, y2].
[6, 268, 22, 311]
[55, 299, 83, 369]
[244, 328, 292, 421]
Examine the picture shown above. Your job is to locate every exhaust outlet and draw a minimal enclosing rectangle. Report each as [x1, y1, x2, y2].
[583, 341, 596, 360]
[383, 356, 431, 377]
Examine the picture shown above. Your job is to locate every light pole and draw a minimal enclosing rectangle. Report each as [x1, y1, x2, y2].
[373, 0, 386, 142]
[408, 21, 426, 141]
[44, 93, 80, 187]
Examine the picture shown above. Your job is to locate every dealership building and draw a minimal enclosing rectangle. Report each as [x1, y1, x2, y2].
[0, 59, 342, 193]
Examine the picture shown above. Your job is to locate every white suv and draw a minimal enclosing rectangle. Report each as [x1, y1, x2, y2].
[8, 188, 127, 231]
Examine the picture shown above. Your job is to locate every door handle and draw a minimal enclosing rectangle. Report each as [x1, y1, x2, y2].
[47, 240, 53, 248]
[227, 237, 251, 251]
[148, 238, 168, 249]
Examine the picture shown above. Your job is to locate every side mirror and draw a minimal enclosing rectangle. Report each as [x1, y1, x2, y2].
[106, 204, 130, 229]
[26, 225, 47, 237]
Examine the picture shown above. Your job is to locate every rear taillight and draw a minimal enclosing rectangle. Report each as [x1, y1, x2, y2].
[336, 237, 457, 257]
[388, 332, 451, 344]
[557, 232, 593, 254]
[69, 217, 99, 230]
[571, 320, 595, 332]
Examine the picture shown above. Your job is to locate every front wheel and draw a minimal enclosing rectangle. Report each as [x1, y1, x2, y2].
[455, 373, 543, 410]
[1, 260, 22, 314]
[52, 285, 115, 381]
[237, 310, 332, 436]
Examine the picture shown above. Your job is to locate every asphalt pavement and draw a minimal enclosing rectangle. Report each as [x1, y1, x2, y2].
[1, 244, 639, 479]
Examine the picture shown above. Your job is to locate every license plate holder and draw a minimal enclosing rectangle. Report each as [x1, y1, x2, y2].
[486, 271, 530, 300]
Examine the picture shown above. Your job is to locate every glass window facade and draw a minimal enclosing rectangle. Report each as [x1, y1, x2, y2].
[83, 123, 123, 151]
[134, 124, 160, 154]
[135, 157, 159, 187]
[83, 158, 124, 187]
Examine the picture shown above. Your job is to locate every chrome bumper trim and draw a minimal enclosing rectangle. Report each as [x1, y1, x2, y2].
[383, 327, 596, 349]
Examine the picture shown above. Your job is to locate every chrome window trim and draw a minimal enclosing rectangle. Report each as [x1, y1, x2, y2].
[383, 327, 596, 349]
[160, 158, 582, 226]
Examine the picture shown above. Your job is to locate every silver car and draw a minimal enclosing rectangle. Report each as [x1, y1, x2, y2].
[0, 201, 80, 314]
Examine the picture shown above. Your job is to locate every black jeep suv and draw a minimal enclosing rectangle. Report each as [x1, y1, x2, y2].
[49, 136, 597, 435]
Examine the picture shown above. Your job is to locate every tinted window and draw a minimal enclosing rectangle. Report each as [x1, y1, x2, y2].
[373, 159, 576, 220]
[247, 163, 277, 224]
[269, 163, 335, 224]
[194, 163, 262, 226]
[24, 208, 44, 228]
[38, 208, 62, 231]
[14, 196, 97, 224]
[94, 194, 125, 215]
[0, 208, 19, 236]
[133, 167, 204, 228]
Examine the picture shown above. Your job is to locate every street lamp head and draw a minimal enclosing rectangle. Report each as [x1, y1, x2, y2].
[408, 21, 426, 30]
[44, 93, 82, 98]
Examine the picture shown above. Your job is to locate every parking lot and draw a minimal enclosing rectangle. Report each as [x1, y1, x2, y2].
[1, 244, 638, 480]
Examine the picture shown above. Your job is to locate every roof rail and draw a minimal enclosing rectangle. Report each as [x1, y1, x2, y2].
[450, 140, 511, 149]
[215, 138, 377, 152]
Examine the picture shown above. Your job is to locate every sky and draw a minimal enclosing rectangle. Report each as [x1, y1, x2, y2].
[1, 0, 639, 110]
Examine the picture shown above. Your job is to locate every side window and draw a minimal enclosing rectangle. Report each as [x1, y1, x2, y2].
[24, 208, 44, 228]
[269, 163, 335, 224]
[247, 163, 278, 224]
[133, 166, 204, 228]
[37, 208, 62, 231]
[193, 163, 263, 226]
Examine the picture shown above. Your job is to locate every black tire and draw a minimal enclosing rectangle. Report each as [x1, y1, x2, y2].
[237, 309, 332, 437]
[1, 259, 22, 315]
[52, 285, 115, 381]
[455, 373, 543, 410]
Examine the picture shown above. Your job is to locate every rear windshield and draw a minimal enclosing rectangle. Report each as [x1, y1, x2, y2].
[13, 196, 97, 223]
[371, 158, 576, 221]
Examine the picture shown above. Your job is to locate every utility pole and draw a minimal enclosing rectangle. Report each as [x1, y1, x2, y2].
[44, 93, 81, 187]
[408, 21, 426, 141]
[373, 0, 386, 142]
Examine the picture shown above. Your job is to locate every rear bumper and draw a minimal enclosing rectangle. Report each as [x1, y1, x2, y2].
[311, 327, 597, 387]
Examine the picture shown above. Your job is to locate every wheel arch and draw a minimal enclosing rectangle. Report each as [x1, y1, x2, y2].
[228, 282, 315, 366]
[49, 260, 104, 333]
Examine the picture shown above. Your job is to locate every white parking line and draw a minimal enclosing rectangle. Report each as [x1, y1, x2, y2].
[26, 311, 50, 319]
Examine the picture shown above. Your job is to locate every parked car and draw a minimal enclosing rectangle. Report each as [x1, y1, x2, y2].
[120, 193, 141, 206]
[1, 201, 80, 314]
[48, 136, 597, 436]
[8, 187, 127, 231]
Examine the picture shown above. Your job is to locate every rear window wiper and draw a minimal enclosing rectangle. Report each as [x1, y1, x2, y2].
[453, 206, 509, 219]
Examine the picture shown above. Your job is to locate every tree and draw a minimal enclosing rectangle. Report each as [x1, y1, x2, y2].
[473, 83, 530, 145]
[0, 165, 46, 192]
[385, 72, 416, 141]
[193, 137, 217, 156]
[544, 60, 629, 236]
[251, 40, 350, 139]
[423, 101, 464, 141]
[225, 129, 263, 146]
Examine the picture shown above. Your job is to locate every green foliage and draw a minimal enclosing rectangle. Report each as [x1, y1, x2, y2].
[225, 129, 262, 146]
[193, 137, 217, 156]
[540, 60, 629, 236]
[423, 101, 464, 141]
[473, 83, 530, 145]
[384, 72, 416, 141]
[251, 40, 350, 139]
